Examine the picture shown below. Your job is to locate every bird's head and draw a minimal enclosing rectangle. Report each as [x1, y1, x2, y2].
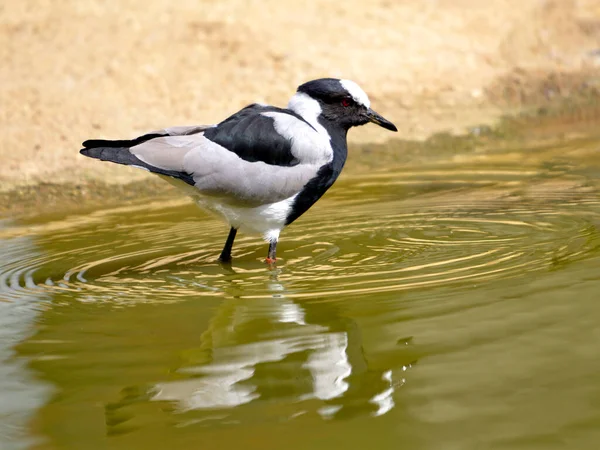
[289, 78, 397, 133]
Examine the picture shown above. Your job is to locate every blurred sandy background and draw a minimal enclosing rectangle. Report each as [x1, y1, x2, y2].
[1, 0, 600, 190]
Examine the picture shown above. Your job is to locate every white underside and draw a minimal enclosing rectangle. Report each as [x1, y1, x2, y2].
[165, 176, 294, 242]
[195, 194, 296, 242]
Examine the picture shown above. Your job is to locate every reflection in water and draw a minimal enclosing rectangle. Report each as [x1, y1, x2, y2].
[1, 138, 600, 449]
[148, 276, 404, 420]
[0, 222, 51, 450]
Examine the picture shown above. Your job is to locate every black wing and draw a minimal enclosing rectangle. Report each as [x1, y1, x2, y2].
[203, 104, 313, 167]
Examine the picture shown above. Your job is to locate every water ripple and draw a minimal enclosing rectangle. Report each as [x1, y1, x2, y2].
[1, 170, 599, 306]
[3, 158, 600, 440]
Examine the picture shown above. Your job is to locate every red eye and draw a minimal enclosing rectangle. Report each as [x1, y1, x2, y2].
[341, 98, 352, 107]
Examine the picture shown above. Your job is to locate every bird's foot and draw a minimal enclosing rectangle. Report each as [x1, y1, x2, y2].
[265, 257, 276, 265]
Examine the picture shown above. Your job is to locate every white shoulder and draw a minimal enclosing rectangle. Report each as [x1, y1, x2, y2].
[261, 111, 332, 165]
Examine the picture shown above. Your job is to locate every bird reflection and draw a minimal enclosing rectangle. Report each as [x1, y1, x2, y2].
[147, 271, 414, 420]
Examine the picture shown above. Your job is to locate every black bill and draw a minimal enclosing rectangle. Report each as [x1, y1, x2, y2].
[366, 109, 398, 132]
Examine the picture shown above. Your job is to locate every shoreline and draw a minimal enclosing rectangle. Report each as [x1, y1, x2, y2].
[2, 0, 600, 216]
[3, 98, 599, 220]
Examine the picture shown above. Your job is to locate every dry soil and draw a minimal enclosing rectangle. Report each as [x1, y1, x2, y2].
[1, 0, 600, 192]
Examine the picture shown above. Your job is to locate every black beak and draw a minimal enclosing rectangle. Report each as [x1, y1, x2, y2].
[366, 108, 397, 132]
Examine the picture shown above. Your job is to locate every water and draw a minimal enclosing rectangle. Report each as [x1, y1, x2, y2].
[1, 137, 600, 449]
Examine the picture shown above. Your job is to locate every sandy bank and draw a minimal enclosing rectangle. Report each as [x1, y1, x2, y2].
[1, 0, 599, 191]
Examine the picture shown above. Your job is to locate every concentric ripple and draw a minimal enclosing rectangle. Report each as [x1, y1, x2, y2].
[1, 164, 599, 304]
[277, 199, 599, 298]
[3, 149, 600, 446]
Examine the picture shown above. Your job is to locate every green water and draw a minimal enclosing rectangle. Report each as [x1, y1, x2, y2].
[1, 137, 600, 449]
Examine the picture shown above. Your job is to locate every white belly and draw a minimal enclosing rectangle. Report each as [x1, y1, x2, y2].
[160, 175, 296, 242]
[195, 195, 296, 242]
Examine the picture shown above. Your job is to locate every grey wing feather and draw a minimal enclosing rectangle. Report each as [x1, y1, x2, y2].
[148, 125, 215, 136]
[135, 134, 320, 205]
[82, 124, 320, 205]
[80, 125, 215, 187]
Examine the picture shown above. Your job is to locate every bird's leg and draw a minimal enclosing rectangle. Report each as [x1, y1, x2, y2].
[266, 240, 277, 264]
[218, 227, 237, 263]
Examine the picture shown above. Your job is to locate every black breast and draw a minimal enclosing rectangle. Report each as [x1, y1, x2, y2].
[285, 121, 348, 225]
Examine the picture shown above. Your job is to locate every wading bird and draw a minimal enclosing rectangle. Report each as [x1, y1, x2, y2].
[80, 78, 397, 263]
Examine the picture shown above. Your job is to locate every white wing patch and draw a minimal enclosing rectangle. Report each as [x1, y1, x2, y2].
[340, 79, 371, 108]
[261, 111, 333, 165]
[287, 92, 328, 136]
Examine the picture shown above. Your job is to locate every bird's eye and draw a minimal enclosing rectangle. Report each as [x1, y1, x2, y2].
[341, 98, 352, 107]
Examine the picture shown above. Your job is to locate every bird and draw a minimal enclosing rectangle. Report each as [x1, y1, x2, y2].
[80, 78, 397, 263]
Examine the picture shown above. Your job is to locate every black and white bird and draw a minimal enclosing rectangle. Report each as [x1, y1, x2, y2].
[80, 78, 397, 263]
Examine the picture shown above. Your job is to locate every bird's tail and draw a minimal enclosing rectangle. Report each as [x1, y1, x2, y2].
[79, 132, 165, 164]
[79, 133, 195, 185]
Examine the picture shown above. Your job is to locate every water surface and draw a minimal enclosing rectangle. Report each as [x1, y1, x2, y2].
[1, 137, 600, 449]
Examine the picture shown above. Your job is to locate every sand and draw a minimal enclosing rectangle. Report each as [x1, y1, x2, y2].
[1, 0, 599, 191]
